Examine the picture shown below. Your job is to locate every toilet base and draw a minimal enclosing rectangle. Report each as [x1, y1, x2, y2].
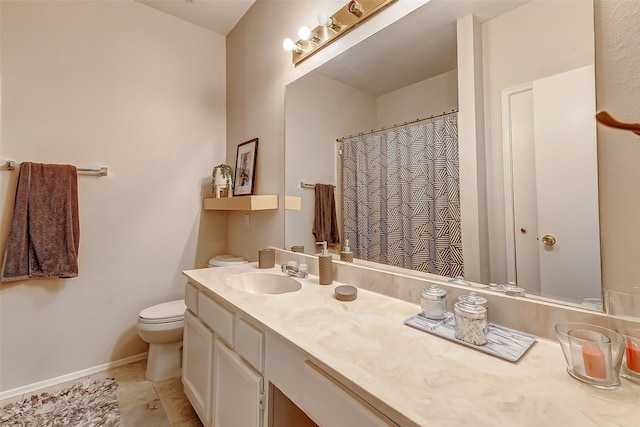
[146, 340, 183, 382]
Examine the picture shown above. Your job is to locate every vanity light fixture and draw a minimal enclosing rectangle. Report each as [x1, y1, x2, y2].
[283, 0, 397, 66]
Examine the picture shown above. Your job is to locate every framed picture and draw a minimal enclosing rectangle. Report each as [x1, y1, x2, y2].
[233, 138, 258, 196]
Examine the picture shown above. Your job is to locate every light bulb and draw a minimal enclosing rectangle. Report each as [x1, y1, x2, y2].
[316, 12, 341, 32]
[282, 38, 296, 52]
[298, 26, 311, 41]
[348, 0, 364, 17]
[317, 12, 331, 27]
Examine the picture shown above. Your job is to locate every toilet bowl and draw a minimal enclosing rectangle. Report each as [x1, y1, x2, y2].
[136, 299, 186, 382]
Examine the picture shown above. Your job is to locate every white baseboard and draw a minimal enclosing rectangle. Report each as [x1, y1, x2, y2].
[0, 352, 148, 401]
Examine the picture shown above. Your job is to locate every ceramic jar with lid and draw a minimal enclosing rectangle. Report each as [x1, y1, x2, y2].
[421, 285, 448, 320]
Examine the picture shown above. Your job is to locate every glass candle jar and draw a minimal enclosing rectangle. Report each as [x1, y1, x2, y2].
[454, 301, 488, 346]
[421, 285, 447, 320]
[568, 329, 611, 380]
[618, 327, 640, 384]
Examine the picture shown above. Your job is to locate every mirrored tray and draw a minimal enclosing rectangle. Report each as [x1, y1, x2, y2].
[404, 312, 536, 363]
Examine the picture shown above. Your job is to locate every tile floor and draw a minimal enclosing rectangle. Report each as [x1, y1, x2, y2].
[0, 360, 203, 427]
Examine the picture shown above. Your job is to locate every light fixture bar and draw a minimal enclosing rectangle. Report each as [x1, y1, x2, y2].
[288, 0, 397, 66]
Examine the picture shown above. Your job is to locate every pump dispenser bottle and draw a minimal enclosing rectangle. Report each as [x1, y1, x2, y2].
[340, 239, 354, 262]
[316, 241, 333, 285]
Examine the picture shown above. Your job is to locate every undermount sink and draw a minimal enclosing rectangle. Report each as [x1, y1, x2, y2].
[226, 272, 302, 295]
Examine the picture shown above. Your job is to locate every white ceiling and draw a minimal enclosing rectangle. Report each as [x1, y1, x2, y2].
[315, 0, 528, 96]
[135, 0, 528, 96]
[136, 0, 255, 35]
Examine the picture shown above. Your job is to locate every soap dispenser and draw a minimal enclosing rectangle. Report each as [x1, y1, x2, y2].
[340, 239, 354, 262]
[316, 241, 333, 285]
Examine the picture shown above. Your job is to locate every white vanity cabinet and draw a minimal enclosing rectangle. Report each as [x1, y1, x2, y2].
[184, 280, 398, 427]
[183, 283, 265, 427]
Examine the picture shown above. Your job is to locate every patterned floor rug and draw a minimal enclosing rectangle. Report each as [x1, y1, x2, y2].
[0, 377, 120, 427]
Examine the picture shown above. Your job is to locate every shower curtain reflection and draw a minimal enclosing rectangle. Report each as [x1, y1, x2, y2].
[341, 113, 463, 277]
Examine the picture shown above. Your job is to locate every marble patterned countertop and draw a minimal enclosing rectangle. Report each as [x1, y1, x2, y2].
[183, 263, 640, 427]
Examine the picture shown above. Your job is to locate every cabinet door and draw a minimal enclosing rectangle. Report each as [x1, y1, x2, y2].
[213, 338, 264, 427]
[183, 311, 214, 425]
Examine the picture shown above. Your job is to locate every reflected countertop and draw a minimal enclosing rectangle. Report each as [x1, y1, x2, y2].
[183, 263, 640, 427]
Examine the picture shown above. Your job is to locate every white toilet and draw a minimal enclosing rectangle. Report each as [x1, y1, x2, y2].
[137, 299, 186, 382]
[136, 256, 245, 382]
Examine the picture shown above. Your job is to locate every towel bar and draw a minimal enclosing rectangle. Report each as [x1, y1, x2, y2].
[6, 160, 108, 176]
[300, 181, 335, 189]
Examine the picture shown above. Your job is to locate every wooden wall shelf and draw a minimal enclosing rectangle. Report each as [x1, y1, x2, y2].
[203, 195, 279, 211]
[284, 196, 301, 210]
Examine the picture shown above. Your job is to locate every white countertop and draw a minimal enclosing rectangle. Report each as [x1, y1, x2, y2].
[183, 264, 640, 427]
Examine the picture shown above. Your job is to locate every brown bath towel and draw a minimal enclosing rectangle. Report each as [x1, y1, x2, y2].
[1, 162, 80, 282]
[312, 183, 340, 245]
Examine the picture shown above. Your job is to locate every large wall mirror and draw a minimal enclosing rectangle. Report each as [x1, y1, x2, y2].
[285, 0, 601, 310]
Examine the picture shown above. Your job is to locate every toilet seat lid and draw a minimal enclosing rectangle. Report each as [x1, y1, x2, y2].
[208, 255, 248, 267]
[139, 300, 186, 324]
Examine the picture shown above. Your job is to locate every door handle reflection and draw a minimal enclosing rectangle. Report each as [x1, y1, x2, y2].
[541, 234, 557, 246]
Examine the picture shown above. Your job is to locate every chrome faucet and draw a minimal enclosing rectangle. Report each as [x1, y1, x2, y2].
[281, 262, 308, 278]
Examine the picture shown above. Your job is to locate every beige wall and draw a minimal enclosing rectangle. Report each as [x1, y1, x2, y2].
[225, 1, 295, 261]
[376, 69, 458, 127]
[0, 1, 226, 392]
[595, 0, 640, 292]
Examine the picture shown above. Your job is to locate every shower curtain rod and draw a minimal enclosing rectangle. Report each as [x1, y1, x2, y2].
[336, 109, 458, 142]
[5, 160, 108, 176]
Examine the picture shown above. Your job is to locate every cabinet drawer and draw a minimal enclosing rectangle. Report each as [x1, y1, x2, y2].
[199, 292, 234, 346]
[185, 283, 199, 314]
[235, 318, 264, 373]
